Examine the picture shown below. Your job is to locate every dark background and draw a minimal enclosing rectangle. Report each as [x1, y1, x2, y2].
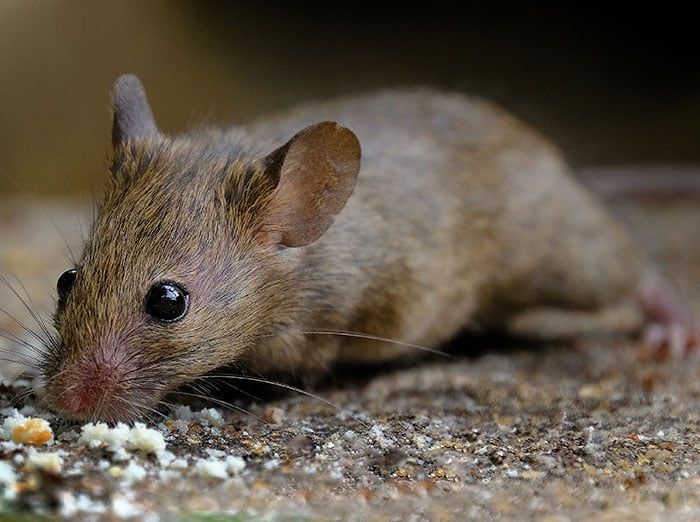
[1, 2, 698, 194]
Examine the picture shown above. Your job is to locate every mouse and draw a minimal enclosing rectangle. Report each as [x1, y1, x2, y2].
[39, 74, 698, 423]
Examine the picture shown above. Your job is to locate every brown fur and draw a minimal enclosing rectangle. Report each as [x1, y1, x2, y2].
[44, 76, 659, 422]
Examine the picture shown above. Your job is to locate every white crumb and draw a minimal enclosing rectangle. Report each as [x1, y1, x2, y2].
[111, 448, 131, 462]
[195, 408, 225, 428]
[205, 448, 225, 458]
[226, 455, 246, 474]
[156, 450, 176, 467]
[263, 458, 280, 471]
[122, 460, 146, 484]
[173, 405, 193, 421]
[78, 422, 131, 451]
[79, 422, 165, 455]
[0, 461, 17, 483]
[126, 423, 165, 454]
[194, 458, 229, 479]
[111, 493, 142, 519]
[157, 469, 180, 481]
[25, 451, 63, 473]
[59, 492, 107, 517]
[170, 458, 189, 469]
[174, 419, 189, 434]
[78, 422, 111, 449]
[104, 423, 131, 450]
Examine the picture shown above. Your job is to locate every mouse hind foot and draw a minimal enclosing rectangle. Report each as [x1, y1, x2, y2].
[639, 269, 698, 359]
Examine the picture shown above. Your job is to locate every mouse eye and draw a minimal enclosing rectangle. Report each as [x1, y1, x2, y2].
[145, 281, 189, 324]
[57, 269, 77, 306]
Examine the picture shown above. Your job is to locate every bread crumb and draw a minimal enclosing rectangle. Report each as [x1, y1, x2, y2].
[0, 460, 17, 499]
[111, 493, 142, 519]
[194, 458, 229, 479]
[126, 423, 165, 454]
[156, 450, 177, 467]
[5, 416, 53, 446]
[78, 422, 111, 449]
[170, 458, 188, 469]
[226, 455, 246, 474]
[25, 451, 63, 473]
[78, 422, 130, 451]
[122, 461, 146, 484]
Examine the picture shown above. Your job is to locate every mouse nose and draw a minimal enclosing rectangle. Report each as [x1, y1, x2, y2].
[53, 361, 123, 419]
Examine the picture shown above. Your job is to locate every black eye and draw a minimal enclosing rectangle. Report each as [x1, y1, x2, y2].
[144, 281, 189, 323]
[57, 269, 77, 306]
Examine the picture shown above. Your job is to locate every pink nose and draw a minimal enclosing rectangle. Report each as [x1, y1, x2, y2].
[54, 363, 120, 418]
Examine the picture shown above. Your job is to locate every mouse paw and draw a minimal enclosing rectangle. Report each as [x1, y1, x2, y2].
[639, 269, 699, 360]
[642, 322, 698, 360]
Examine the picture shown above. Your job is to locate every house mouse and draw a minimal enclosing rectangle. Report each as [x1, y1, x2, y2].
[41, 74, 698, 423]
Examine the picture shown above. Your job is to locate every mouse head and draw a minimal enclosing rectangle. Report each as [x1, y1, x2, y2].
[42, 74, 360, 422]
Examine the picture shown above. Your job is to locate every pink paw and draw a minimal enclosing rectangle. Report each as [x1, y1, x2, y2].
[639, 270, 699, 360]
[643, 322, 698, 360]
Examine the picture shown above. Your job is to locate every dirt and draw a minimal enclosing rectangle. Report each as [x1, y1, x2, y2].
[0, 180, 698, 521]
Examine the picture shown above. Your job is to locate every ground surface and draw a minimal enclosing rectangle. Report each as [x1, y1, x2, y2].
[0, 176, 698, 521]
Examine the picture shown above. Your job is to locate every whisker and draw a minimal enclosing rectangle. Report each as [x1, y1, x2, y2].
[63, 176, 86, 250]
[1, 273, 55, 345]
[0, 348, 41, 368]
[294, 329, 451, 358]
[0, 304, 51, 350]
[173, 390, 264, 423]
[113, 395, 168, 422]
[6, 387, 37, 408]
[196, 374, 343, 418]
[197, 376, 262, 402]
[193, 327, 450, 360]
[0, 329, 47, 356]
[0, 171, 80, 265]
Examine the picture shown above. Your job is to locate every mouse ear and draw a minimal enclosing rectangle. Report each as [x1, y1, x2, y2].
[111, 74, 160, 145]
[259, 121, 361, 248]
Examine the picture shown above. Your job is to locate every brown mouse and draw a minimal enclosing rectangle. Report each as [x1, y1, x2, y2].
[40, 74, 698, 422]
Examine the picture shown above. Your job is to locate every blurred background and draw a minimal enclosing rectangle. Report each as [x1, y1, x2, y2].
[0, 2, 699, 195]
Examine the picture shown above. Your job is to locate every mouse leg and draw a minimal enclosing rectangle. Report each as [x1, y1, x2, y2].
[504, 301, 644, 342]
[503, 276, 698, 358]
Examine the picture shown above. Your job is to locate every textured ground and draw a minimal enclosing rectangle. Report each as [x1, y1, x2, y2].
[0, 174, 698, 520]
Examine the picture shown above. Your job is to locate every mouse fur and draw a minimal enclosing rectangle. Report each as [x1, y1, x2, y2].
[41, 75, 697, 422]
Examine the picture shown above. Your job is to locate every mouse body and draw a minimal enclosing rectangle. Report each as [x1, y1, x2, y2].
[42, 75, 696, 422]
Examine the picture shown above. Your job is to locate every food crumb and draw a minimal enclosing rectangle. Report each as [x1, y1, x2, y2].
[4, 415, 53, 446]
[226, 455, 246, 474]
[195, 458, 229, 479]
[0, 461, 17, 499]
[111, 493, 142, 519]
[122, 460, 146, 484]
[126, 423, 166, 454]
[25, 451, 63, 473]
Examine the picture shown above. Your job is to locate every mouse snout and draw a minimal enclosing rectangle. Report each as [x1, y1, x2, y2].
[52, 360, 123, 419]
[44, 328, 172, 422]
